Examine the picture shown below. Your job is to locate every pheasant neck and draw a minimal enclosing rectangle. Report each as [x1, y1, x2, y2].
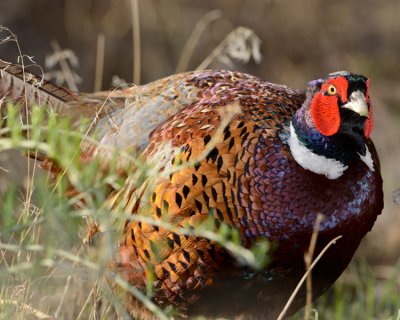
[288, 119, 348, 179]
[288, 104, 374, 179]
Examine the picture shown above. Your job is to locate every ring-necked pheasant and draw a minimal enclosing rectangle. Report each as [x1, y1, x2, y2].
[0, 59, 383, 319]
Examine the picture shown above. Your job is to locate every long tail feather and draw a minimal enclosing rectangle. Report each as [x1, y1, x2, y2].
[0, 59, 78, 116]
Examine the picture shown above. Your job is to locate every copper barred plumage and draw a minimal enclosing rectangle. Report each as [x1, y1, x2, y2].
[0, 59, 383, 319]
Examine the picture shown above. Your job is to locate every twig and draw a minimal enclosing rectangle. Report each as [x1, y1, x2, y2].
[131, 0, 141, 84]
[0, 299, 53, 319]
[196, 26, 261, 70]
[304, 213, 324, 320]
[94, 33, 105, 92]
[0, 26, 39, 230]
[277, 235, 343, 320]
[175, 10, 222, 72]
[54, 274, 72, 318]
[196, 34, 228, 70]
[76, 280, 98, 320]
[50, 41, 78, 91]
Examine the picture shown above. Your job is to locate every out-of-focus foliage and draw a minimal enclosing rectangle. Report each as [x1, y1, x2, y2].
[0, 106, 269, 319]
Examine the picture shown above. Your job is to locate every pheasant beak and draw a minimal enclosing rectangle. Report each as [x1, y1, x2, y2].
[342, 90, 369, 117]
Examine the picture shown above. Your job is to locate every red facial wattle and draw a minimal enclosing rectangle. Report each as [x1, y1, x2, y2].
[311, 92, 340, 136]
[364, 79, 373, 138]
[311, 76, 348, 136]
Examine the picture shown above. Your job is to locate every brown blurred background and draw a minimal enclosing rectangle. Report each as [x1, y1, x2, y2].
[0, 0, 399, 263]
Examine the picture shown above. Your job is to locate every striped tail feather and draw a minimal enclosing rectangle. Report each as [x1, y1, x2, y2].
[0, 59, 124, 130]
[0, 59, 78, 117]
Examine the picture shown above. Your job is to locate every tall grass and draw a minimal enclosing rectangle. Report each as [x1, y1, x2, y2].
[291, 261, 400, 320]
[0, 105, 270, 319]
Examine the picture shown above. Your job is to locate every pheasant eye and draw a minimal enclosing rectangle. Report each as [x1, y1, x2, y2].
[327, 85, 337, 96]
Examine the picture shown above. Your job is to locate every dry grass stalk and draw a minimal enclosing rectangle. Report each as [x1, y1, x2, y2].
[94, 33, 105, 92]
[196, 26, 262, 70]
[0, 299, 53, 319]
[48, 41, 80, 91]
[277, 235, 343, 320]
[304, 213, 324, 320]
[175, 10, 222, 73]
[131, 0, 141, 85]
[0, 25, 39, 229]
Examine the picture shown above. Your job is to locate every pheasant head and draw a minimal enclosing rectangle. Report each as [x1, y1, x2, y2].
[289, 71, 374, 179]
